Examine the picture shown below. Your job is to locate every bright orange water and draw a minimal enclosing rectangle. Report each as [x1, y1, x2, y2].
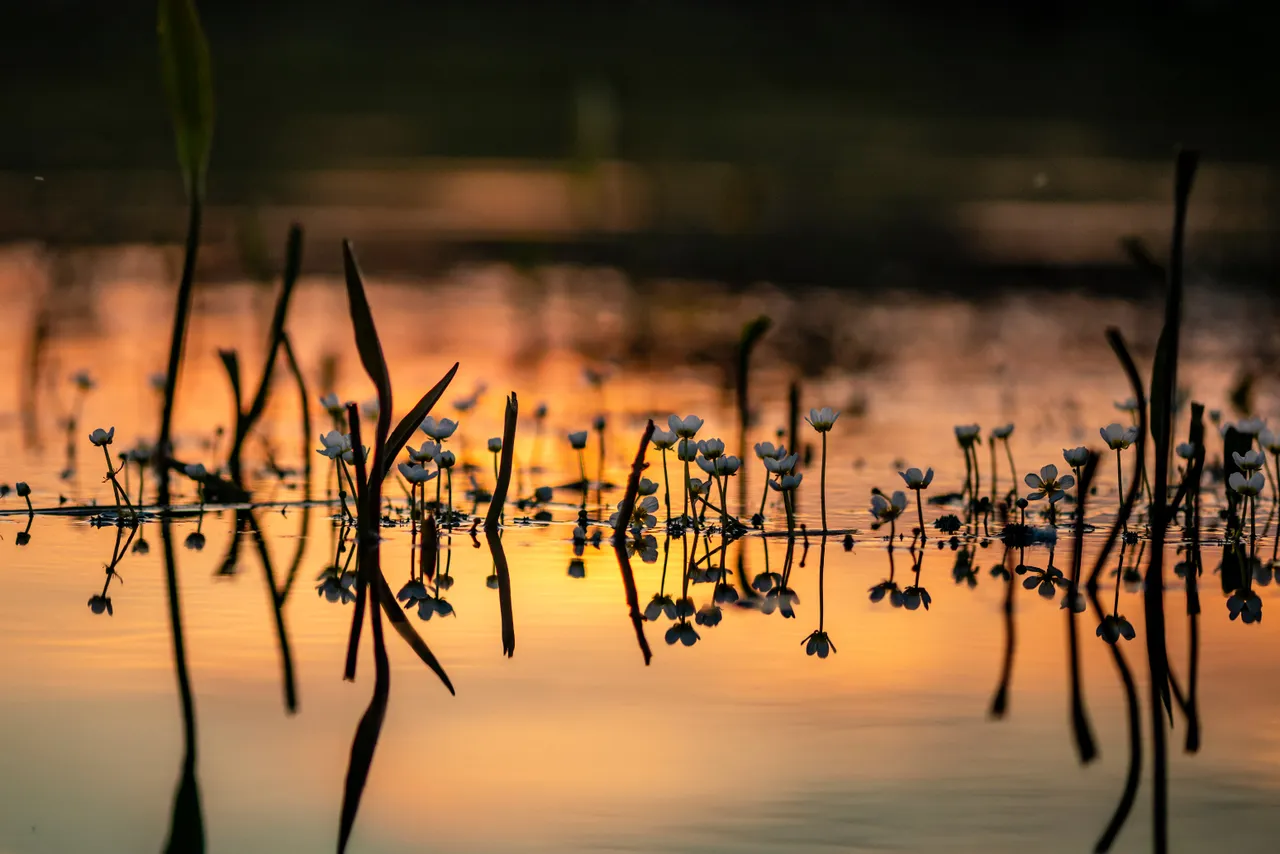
[0, 245, 1278, 853]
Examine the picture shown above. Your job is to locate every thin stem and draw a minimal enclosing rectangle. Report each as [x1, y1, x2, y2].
[661, 449, 672, 526]
[819, 432, 828, 533]
[1116, 450, 1126, 534]
[989, 439, 998, 505]
[156, 199, 203, 506]
[446, 468, 454, 527]
[1004, 439, 1018, 501]
[757, 469, 770, 523]
[915, 490, 926, 541]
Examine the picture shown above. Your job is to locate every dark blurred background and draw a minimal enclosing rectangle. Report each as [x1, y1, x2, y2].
[3, 0, 1278, 284]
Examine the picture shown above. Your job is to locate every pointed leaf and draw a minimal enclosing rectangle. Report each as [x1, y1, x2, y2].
[373, 571, 456, 694]
[378, 362, 460, 479]
[157, 0, 214, 200]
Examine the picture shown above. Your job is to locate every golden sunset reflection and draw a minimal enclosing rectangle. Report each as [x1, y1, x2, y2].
[2, 247, 1280, 853]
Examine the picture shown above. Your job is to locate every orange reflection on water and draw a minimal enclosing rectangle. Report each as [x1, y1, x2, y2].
[2, 245, 1280, 852]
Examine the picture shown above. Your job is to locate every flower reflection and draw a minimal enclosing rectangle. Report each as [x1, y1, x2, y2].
[802, 630, 836, 658]
[644, 594, 677, 622]
[317, 567, 357, 604]
[760, 586, 799, 618]
[1096, 614, 1136, 643]
[869, 580, 903, 606]
[696, 603, 722, 627]
[1227, 588, 1263, 624]
[1018, 562, 1064, 598]
[665, 620, 700, 646]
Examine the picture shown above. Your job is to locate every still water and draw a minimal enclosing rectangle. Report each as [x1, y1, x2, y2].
[1, 245, 1278, 853]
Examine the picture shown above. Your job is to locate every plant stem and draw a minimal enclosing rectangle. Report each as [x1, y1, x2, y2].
[989, 439, 998, 504]
[156, 198, 203, 506]
[819, 432, 828, 533]
[915, 490, 926, 541]
[661, 449, 672, 526]
[1116, 450, 1126, 534]
[1004, 439, 1018, 500]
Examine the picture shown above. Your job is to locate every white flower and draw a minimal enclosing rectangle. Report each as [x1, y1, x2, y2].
[319, 393, 344, 416]
[341, 444, 369, 465]
[668, 415, 704, 439]
[1260, 429, 1280, 455]
[568, 430, 589, 450]
[420, 416, 459, 441]
[360, 399, 380, 421]
[398, 462, 438, 484]
[753, 441, 786, 460]
[71, 370, 95, 392]
[128, 442, 154, 464]
[651, 428, 678, 450]
[870, 490, 907, 522]
[610, 495, 660, 529]
[487, 437, 503, 453]
[990, 424, 1014, 440]
[1100, 423, 1138, 450]
[1236, 417, 1267, 436]
[688, 477, 711, 498]
[1175, 442, 1197, 460]
[437, 450, 457, 469]
[954, 424, 980, 445]
[763, 453, 799, 475]
[1114, 397, 1139, 414]
[806, 407, 840, 432]
[698, 438, 725, 459]
[407, 442, 439, 464]
[1233, 450, 1266, 473]
[638, 478, 659, 496]
[1063, 446, 1089, 467]
[184, 463, 207, 480]
[89, 427, 115, 447]
[697, 455, 741, 477]
[676, 439, 698, 462]
[769, 472, 804, 492]
[1229, 471, 1265, 497]
[1024, 464, 1075, 503]
[899, 467, 934, 490]
[317, 431, 351, 460]
[149, 372, 167, 393]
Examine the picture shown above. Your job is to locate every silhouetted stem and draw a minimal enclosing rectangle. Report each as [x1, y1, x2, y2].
[1003, 440, 1018, 500]
[156, 199, 202, 506]
[819, 432, 828, 532]
[661, 449, 672, 526]
[915, 490, 926, 541]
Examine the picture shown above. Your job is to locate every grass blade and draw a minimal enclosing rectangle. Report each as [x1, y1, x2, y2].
[487, 530, 516, 657]
[612, 421, 657, 665]
[336, 569, 390, 854]
[373, 571, 456, 694]
[157, 0, 214, 200]
[1067, 453, 1100, 764]
[379, 362, 460, 478]
[159, 518, 205, 853]
[485, 393, 519, 532]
